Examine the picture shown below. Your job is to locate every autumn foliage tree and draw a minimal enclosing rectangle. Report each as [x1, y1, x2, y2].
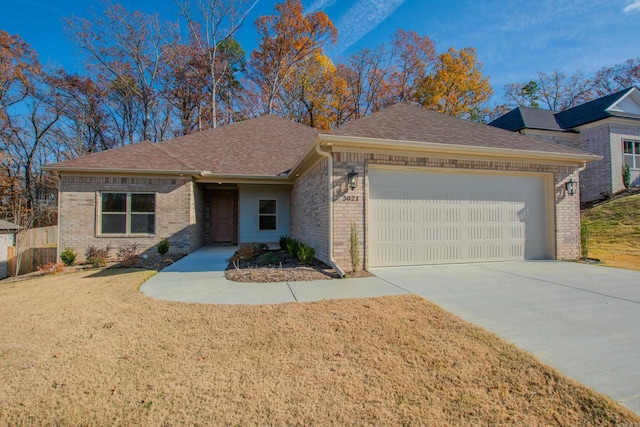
[248, 0, 337, 115]
[414, 47, 492, 119]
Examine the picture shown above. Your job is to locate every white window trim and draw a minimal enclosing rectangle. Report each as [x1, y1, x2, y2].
[624, 140, 640, 170]
[258, 199, 277, 231]
[98, 192, 157, 236]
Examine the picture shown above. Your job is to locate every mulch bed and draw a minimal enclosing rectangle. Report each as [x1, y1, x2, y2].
[225, 249, 372, 282]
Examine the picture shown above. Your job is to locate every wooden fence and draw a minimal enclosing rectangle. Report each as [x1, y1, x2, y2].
[7, 225, 58, 276]
[8, 246, 58, 276]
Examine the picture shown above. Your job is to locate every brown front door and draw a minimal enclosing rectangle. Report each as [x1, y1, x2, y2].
[211, 191, 235, 243]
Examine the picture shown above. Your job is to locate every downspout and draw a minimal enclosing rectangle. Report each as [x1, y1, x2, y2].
[314, 143, 346, 278]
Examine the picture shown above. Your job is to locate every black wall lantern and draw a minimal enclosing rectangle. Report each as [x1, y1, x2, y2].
[347, 168, 359, 190]
[565, 178, 578, 196]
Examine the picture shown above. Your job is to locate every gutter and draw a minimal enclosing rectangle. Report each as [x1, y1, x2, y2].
[316, 134, 602, 164]
[314, 143, 346, 278]
[41, 166, 201, 176]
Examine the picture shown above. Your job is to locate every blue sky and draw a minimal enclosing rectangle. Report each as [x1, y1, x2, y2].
[1, 0, 639, 103]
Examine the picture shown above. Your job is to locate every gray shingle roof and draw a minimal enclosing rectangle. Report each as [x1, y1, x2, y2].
[332, 103, 589, 155]
[46, 115, 319, 176]
[555, 87, 638, 128]
[47, 104, 597, 177]
[490, 87, 640, 131]
[0, 219, 20, 231]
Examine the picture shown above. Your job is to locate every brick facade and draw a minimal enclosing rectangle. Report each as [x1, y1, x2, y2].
[329, 152, 581, 272]
[609, 123, 640, 188]
[525, 122, 640, 202]
[58, 175, 198, 261]
[575, 124, 613, 202]
[290, 158, 330, 265]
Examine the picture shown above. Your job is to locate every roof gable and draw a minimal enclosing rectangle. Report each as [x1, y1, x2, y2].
[555, 87, 640, 128]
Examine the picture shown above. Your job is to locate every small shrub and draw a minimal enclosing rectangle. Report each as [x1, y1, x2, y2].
[59, 247, 77, 266]
[257, 251, 280, 266]
[297, 243, 316, 265]
[286, 239, 300, 258]
[85, 244, 111, 268]
[157, 238, 170, 255]
[350, 223, 361, 272]
[230, 243, 268, 264]
[580, 222, 591, 259]
[279, 235, 289, 250]
[37, 262, 65, 275]
[117, 243, 140, 267]
[623, 164, 631, 189]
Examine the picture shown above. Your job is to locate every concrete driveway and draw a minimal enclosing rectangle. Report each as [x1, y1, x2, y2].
[370, 261, 640, 415]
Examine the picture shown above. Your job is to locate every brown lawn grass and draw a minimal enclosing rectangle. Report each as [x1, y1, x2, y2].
[582, 194, 640, 271]
[0, 269, 637, 426]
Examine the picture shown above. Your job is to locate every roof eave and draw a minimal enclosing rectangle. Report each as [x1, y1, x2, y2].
[317, 134, 602, 164]
[197, 172, 291, 184]
[42, 166, 201, 176]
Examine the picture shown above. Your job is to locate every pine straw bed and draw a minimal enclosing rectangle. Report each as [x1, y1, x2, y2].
[0, 269, 637, 425]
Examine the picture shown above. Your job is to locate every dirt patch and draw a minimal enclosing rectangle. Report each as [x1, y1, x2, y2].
[225, 249, 372, 282]
[0, 269, 637, 425]
[131, 253, 185, 271]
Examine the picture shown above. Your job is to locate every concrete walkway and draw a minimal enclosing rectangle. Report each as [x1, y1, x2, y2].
[140, 246, 408, 304]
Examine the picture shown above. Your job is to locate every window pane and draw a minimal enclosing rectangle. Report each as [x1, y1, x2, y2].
[259, 199, 276, 214]
[102, 213, 126, 233]
[625, 156, 634, 168]
[259, 215, 276, 230]
[102, 193, 126, 212]
[635, 142, 640, 155]
[131, 213, 155, 234]
[624, 141, 632, 154]
[131, 193, 155, 213]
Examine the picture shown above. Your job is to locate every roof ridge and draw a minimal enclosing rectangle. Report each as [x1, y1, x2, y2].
[152, 139, 196, 171]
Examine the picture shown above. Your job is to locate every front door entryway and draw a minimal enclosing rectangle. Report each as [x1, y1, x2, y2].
[211, 190, 236, 244]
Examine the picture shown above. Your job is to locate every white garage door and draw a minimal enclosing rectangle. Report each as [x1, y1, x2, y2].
[368, 168, 551, 267]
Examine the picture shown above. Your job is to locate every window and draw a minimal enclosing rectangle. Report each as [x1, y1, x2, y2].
[624, 140, 640, 169]
[258, 199, 277, 230]
[101, 193, 155, 234]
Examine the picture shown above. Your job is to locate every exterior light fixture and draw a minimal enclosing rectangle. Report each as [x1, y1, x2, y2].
[565, 178, 578, 196]
[347, 169, 359, 190]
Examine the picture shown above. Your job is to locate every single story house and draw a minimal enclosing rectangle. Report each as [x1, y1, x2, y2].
[44, 104, 600, 274]
[489, 87, 640, 202]
[0, 219, 20, 278]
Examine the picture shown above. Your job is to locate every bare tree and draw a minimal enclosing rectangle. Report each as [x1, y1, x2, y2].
[64, 2, 178, 142]
[174, 0, 258, 128]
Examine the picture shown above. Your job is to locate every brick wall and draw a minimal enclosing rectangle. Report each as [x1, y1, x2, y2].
[330, 152, 582, 271]
[58, 175, 197, 261]
[610, 123, 640, 189]
[290, 158, 330, 265]
[576, 124, 613, 202]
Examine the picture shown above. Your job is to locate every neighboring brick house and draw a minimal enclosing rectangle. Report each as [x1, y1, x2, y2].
[45, 104, 599, 274]
[489, 87, 640, 202]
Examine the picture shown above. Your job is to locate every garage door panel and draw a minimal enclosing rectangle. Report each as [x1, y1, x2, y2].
[369, 169, 551, 267]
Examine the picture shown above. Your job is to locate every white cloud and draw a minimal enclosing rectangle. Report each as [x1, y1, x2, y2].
[306, 0, 337, 14]
[624, 0, 640, 13]
[330, 0, 406, 56]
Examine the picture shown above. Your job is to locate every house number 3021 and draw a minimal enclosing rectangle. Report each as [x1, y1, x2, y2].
[343, 195, 359, 202]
